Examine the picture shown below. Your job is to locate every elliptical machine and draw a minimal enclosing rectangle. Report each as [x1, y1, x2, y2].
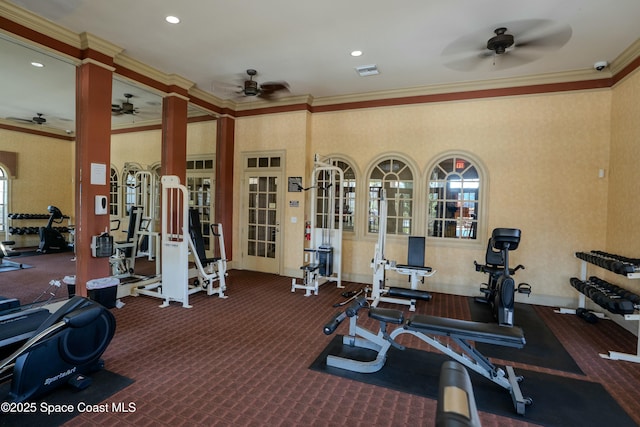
[0, 296, 116, 402]
[37, 206, 70, 253]
[474, 228, 531, 327]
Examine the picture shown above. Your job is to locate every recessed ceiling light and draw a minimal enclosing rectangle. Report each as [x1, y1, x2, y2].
[31, 62, 44, 68]
[350, 50, 363, 57]
[165, 15, 180, 24]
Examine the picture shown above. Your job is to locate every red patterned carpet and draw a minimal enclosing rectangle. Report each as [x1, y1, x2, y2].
[2, 252, 640, 426]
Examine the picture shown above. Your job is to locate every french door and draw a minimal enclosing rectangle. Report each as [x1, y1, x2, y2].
[241, 154, 283, 274]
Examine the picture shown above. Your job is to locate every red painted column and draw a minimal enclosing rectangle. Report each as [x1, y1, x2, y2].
[75, 61, 113, 296]
[161, 94, 189, 184]
[215, 116, 235, 260]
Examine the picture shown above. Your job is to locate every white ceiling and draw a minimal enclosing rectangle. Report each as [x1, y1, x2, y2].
[1, 0, 640, 133]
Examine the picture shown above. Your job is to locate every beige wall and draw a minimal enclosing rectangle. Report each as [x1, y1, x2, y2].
[110, 120, 217, 175]
[605, 69, 640, 296]
[3, 74, 639, 309]
[0, 120, 216, 246]
[111, 129, 162, 172]
[232, 111, 310, 273]
[0, 129, 74, 247]
[234, 90, 613, 306]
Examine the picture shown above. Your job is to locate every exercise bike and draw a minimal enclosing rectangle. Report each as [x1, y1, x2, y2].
[474, 228, 531, 327]
[37, 205, 71, 253]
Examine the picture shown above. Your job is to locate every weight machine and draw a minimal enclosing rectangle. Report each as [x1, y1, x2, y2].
[132, 169, 160, 262]
[291, 155, 344, 296]
[133, 176, 228, 308]
[109, 168, 161, 277]
[369, 188, 435, 311]
[187, 208, 228, 299]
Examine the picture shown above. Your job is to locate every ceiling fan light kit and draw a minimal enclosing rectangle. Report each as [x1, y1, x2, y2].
[486, 27, 514, 54]
[236, 69, 289, 99]
[243, 70, 260, 96]
[112, 93, 138, 115]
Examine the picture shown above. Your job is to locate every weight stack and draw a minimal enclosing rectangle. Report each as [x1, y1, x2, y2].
[318, 245, 333, 276]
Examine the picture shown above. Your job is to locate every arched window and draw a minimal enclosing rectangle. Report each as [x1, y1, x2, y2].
[110, 166, 119, 216]
[368, 157, 414, 235]
[121, 163, 142, 215]
[0, 166, 7, 234]
[427, 154, 482, 240]
[314, 158, 356, 233]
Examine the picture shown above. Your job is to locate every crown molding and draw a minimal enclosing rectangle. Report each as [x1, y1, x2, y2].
[0, 118, 74, 140]
[79, 32, 123, 58]
[166, 74, 195, 94]
[232, 94, 313, 112]
[188, 87, 229, 116]
[114, 54, 170, 88]
[310, 69, 610, 107]
[0, 0, 80, 48]
[611, 37, 640, 75]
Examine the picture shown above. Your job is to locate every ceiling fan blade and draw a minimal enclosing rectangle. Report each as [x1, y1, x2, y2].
[259, 81, 290, 100]
[443, 19, 571, 60]
[442, 33, 487, 57]
[7, 116, 36, 123]
[516, 26, 572, 51]
[443, 53, 491, 72]
[492, 50, 543, 70]
[260, 81, 289, 92]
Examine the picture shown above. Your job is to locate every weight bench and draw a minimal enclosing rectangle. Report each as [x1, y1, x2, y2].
[323, 296, 531, 415]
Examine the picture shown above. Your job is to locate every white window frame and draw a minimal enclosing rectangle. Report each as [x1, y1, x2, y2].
[366, 155, 417, 237]
[426, 151, 487, 244]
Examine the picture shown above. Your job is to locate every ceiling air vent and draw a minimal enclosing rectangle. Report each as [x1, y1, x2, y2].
[355, 64, 379, 76]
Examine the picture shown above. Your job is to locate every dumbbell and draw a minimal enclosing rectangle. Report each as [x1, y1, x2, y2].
[584, 279, 635, 314]
[591, 251, 639, 275]
[576, 307, 598, 324]
[590, 276, 640, 307]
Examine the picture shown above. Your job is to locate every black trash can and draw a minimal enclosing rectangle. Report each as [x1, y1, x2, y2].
[86, 277, 120, 309]
[63, 275, 76, 298]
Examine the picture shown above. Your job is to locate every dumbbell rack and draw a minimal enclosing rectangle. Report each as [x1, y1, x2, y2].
[6, 213, 71, 248]
[561, 251, 640, 363]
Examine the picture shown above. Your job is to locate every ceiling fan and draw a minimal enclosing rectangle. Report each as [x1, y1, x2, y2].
[112, 93, 139, 115]
[442, 19, 573, 71]
[7, 112, 47, 125]
[237, 69, 289, 99]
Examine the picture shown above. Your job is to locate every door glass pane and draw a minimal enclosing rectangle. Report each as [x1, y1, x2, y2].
[246, 174, 278, 260]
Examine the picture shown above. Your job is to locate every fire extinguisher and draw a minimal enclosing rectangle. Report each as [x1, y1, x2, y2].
[305, 221, 311, 241]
